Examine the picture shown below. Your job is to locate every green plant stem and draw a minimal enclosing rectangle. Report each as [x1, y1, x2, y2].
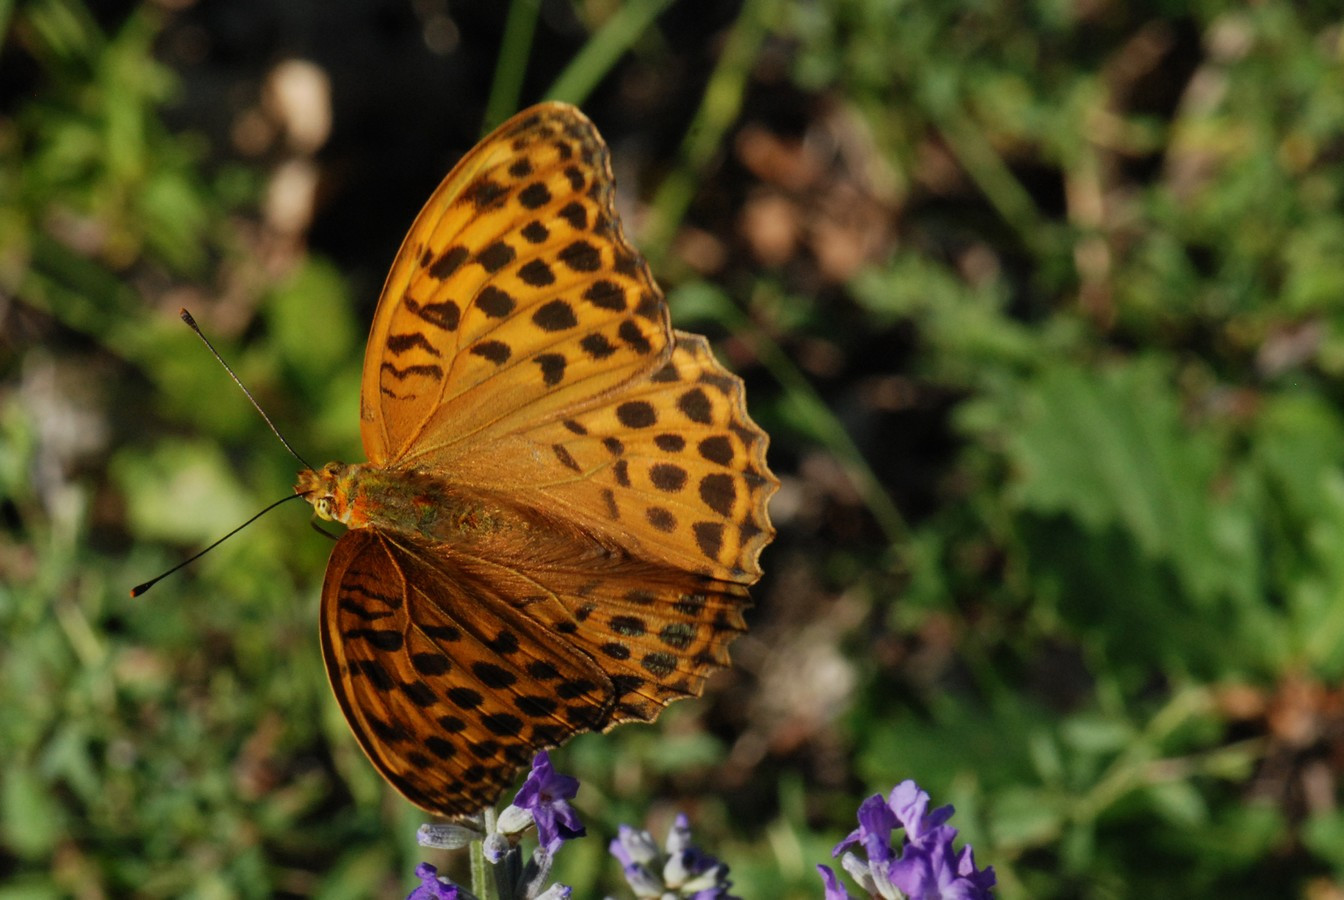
[470, 807, 499, 900]
[1076, 685, 1255, 822]
[640, 0, 780, 266]
[485, 0, 542, 130]
[545, 0, 676, 106]
[923, 95, 1052, 259]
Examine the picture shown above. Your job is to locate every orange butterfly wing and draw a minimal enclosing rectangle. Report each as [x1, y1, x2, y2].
[320, 513, 750, 816]
[359, 102, 670, 467]
[318, 102, 776, 818]
[446, 330, 775, 581]
[320, 528, 609, 815]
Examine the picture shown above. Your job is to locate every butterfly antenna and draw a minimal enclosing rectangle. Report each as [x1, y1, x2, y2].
[179, 308, 315, 470]
[130, 492, 308, 597]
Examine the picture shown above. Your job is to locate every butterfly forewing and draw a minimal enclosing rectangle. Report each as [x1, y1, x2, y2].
[444, 331, 777, 583]
[361, 103, 672, 468]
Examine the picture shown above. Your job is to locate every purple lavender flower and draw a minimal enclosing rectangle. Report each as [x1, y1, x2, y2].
[407, 862, 458, 900]
[839, 794, 900, 866]
[818, 863, 856, 900]
[501, 751, 586, 856]
[820, 780, 995, 900]
[888, 781, 955, 847]
[610, 813, 739, 899]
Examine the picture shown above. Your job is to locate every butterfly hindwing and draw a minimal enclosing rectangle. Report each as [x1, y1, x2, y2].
[532, 563, 752, 727]
[322, 514, 755, 815]
[320, 528, 616, 816]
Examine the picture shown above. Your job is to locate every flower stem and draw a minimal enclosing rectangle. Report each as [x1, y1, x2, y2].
[471, 808, 500, 900]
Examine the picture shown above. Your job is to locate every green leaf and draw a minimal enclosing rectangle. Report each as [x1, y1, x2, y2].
[0, 769, 64, 859]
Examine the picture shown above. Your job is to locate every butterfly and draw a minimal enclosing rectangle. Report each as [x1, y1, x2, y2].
[295, 102, 777, 817]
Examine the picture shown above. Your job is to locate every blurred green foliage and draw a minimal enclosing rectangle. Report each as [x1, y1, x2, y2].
[6, 0, 1344, 897]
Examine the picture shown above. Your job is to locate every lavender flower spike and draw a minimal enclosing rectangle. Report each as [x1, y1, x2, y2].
[819, 780, 995, 900]
[498, 751, 586, 856]
[406, 862, 458, 900]
[609, 813, 739, 899]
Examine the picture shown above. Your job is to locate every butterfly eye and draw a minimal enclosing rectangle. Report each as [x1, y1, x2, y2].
[317, 496, 334, 519]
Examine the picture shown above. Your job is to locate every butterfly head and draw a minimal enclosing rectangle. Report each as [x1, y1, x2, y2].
[295, 461, 357, 525]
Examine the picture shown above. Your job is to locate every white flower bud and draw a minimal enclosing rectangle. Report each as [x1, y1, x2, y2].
[496, 802, 535, 836]
[622, 863, 666, 898]
[664, 814, 693, 855]
[840, 851, 879, 896]
[482, 831, 511, 864]
[676, 862, 727, 893]
[416, 822, 483, 850]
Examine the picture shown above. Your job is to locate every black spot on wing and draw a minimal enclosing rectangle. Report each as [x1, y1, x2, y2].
[386, 332, 442, 356]
[583, 280, 625, 311]
[518, 259, 556, 287]
[406, 297, 460, 332]
[533, 300, 577, 332]
[698, 436, 733, 465]
[477, 286, 516, 318]
[618, 319, 651, 354]
[461, 179, 508, 210]
[518, 182, 552, 209]
[536, 353, 567, 386]
[471, 341, 511, 364]
[476, 241, 517, 273]
[381, 361, 444, 381]
[678, 388, 713, 424]
[558, 202, 587, 230]
[552, 443, 581, 471]
[616, 401, 656, 428]
[580, 333, 617, 360]
[559, 240, 601, 272]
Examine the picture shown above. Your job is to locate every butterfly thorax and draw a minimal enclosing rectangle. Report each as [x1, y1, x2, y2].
[296, 461, 503, 544]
